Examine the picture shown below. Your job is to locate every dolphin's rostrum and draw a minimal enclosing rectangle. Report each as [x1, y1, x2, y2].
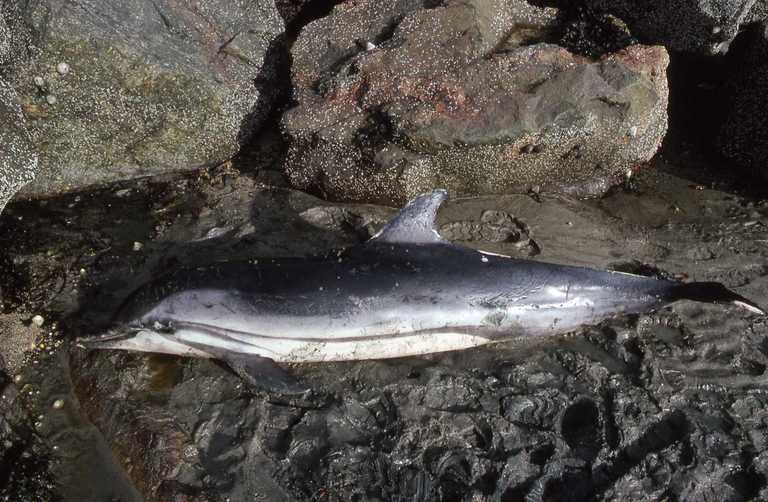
[80, 190, 764, 391]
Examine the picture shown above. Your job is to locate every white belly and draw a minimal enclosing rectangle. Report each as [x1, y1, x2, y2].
[177, 327, 494, 362]
[126, 327, 495, 363]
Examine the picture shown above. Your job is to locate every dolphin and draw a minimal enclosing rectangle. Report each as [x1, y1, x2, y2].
[80, 190, 764, 391]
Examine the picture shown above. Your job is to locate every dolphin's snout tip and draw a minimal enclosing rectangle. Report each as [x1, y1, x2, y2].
[74, 336, 99, 349]
[733, 300, 766, 316]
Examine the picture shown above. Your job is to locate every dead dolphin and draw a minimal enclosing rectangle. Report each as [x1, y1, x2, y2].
[79, 190, 764, 391]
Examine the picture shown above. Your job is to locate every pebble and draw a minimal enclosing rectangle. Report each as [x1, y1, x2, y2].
[56, 62, 70, 76]
[45, 94, 57, 105]
[31, 315, 44, 327]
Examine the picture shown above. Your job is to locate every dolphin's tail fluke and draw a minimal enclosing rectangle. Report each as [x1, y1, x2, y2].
[668, 282, 765, 315]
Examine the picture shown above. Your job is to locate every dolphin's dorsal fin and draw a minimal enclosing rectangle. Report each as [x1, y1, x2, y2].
[368, 189, 448, 245]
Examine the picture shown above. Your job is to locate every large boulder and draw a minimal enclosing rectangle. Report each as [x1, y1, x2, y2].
[0, 81, 37, 215]
[0, 76, 37, 216]
[0, 8, 8, 63]
[0, 5, 37, 215]
[2, 0, 284, 198]
[581, 0, 758, 55]
[715, 22, 768, 178]
[282, 0, 669, 204]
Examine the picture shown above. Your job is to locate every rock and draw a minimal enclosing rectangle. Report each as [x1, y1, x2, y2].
[0, 8, 9, 63]
[502, 390, 569, 430]
[495, 451, 541, 499]
[283, 0, 669, 204]
[2, 0, 284, 198]
[422, 375, 481, 412]
[0, 4, 36, 212]
[748, 0, 768, 23]
[0, 371, 59, 501]
[0, 79, 37, 214]
[0, 2, 32, 68]
[582, 0, 757, 54]
[0, 314, 38, 375]
[298, 204, 392, 240]
[714, 23, 768, 179]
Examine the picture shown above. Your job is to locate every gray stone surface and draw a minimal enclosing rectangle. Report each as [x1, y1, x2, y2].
[0, 1, 32, 69]
[2, 0, 284, 198]
[0, 7, 9, 63]
[582, 0, 758, 54]
[715, 23, 768, 178]
[0, 79, 37, 215]
[283, 0, 669, 204]
[746, 0, 768, 22]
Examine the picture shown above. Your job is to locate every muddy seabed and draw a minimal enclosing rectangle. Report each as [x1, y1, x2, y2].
[1, 156, 768, 501]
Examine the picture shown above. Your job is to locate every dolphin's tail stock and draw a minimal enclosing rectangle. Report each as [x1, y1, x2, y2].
[667, 281, 765, 315]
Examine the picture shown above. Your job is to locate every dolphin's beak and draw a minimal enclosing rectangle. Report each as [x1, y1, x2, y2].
[76, 330, 140, 349]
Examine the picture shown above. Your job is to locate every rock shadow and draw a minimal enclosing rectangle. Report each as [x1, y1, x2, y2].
[233, 0, 345, 174]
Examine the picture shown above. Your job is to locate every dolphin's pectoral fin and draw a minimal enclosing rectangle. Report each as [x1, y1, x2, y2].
[368, 189, 449, 245]
[220, 352, 309, 395]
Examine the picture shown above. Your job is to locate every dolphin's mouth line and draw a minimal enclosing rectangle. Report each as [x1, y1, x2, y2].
[76, 328, 143, 346]
[155, 328, 276, 355]
[144, 319, 506, 343]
